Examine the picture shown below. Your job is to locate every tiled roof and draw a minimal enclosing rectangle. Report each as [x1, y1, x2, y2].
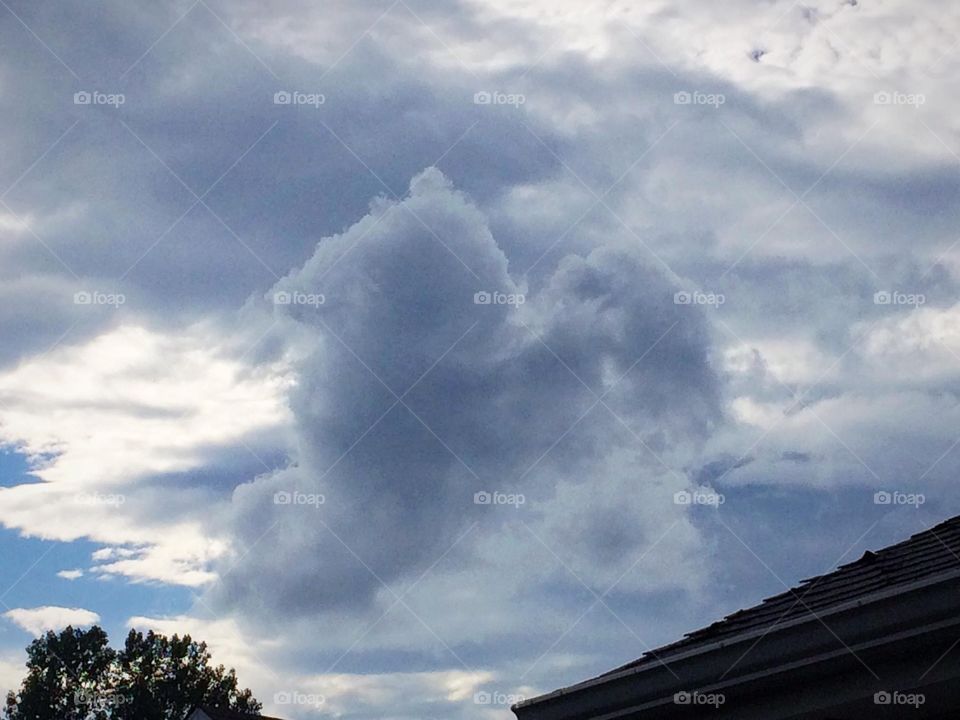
[613, 514, 960, 673]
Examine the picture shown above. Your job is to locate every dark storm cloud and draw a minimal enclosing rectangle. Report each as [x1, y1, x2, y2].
[215, 167, 722, 616]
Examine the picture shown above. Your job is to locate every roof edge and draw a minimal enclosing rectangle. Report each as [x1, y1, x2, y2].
[515, 564, 960, 711]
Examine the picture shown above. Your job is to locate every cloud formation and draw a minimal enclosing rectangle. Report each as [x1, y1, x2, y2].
[4, 606, 100, 637]
[216, 167, 720, 619]
[0, 324, 291, 585]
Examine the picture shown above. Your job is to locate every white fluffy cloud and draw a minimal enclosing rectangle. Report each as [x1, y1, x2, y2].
[3, 606, 100, 637]
[0, 324, 291, 487]
[0, 323, 292, 585]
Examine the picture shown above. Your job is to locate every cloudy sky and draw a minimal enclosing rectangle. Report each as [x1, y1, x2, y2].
[1, 0, 959, 717]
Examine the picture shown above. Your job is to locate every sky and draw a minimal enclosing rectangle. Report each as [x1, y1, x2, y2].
[0, 0, 959, 717]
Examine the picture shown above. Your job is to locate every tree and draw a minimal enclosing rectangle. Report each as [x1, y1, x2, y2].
[3, 626, 261, 720]
[3, 626, 114, 720]
[111, 630, 261, 720]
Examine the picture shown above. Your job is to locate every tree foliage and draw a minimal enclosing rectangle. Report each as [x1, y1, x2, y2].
[3, 626, 261, 720]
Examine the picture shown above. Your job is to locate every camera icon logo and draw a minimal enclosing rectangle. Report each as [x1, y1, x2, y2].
[474, 91, 492, 105]
[674, 691, 691, 705]
[74, 91, 92, 105]
[274, 491, 292, 505]
[274, 91, 292, 105]
[274, 290, 292, 305]
[873, 291, 891, 305]
[673, 291, 692, 305]
[74, 291, 92, 305]
[274, 692, 292, 704]
[873, 91, 892, 105]
[673, 490, 692, 505]
[673, 91, 692, 105]
[474, 291, 492, 305]
[874, 491, 892, 505]
[474, 691, 492, 704]
[474, 491, 492, 505]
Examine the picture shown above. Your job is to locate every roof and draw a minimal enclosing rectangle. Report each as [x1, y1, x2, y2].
[192, 707, 287, 720]
[515, 514, 960, 719]
[607, 513, 960, 675]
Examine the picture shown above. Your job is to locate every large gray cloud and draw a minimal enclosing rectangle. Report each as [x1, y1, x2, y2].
[216, 167, 721, 618]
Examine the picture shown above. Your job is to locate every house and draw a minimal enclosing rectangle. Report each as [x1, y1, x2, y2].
[187, 707, 287, 720]
[513, 514, 960, 719]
